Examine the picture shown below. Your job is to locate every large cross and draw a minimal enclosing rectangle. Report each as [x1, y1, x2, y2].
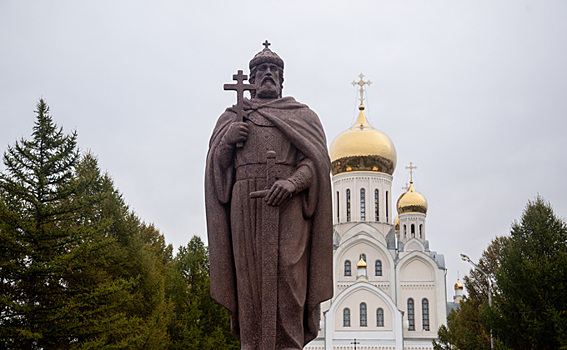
[406, 162, 417, 182]
[224, 70, 255, 147]
[263, 40, 271, 49]
[351, 73, 372, 105]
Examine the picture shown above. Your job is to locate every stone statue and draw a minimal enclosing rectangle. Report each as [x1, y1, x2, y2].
[205, 41, 333, 349]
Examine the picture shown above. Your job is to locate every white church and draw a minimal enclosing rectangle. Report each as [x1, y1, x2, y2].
[306, 75, 457, 350]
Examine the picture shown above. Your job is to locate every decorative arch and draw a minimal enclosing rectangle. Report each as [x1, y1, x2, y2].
[324, 282, 404, 350]
[397, 251, 439, 283]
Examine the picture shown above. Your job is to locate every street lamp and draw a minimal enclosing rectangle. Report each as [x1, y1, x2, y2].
[460, 253, 494, 350]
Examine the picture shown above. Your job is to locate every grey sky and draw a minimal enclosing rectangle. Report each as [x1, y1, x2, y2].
[1, 0, 566, 300]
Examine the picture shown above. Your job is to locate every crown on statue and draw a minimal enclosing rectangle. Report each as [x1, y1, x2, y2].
[249, 40, 284, 70]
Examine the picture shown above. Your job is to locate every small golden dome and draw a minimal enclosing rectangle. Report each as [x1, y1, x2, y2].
[357, 256, 367, 268]
[394, 215, 400, 231]
[397, 181, 428, 214]
[329, 105, 397, 176]
[454, 279, 464, 290]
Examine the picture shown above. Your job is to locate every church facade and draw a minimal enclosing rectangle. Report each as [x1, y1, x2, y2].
[306, 76, 447, 350]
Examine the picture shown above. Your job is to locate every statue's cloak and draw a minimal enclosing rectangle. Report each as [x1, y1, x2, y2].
[205, 97, 333, 345]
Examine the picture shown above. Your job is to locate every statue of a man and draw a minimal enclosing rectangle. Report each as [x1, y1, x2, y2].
[205, 43, 333, 349]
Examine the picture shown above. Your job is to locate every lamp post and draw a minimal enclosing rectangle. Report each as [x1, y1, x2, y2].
[460, 253, 494, 350]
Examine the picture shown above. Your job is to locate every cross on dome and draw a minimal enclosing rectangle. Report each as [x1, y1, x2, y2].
[406, 162, 417, 183]
[263, 40, 271, 49]
[351, 73, 372, 106]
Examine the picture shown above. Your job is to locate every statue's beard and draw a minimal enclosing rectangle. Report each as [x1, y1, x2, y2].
[256, 77, 280, 98]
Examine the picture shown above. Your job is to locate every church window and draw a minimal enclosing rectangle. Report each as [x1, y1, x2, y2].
[377, 308, 384, 327]
[343, 308, 351, 327]
[344, 260, 351, 276]
[407, 298, 415, 331]
[420, 224, 423, 238]
[374, 189, 379, 221]
[346, 189, 351, 222]
[385, 191, 389, 221]
[336, 191, 340, 222]
[375, 260, 382, 276]
[411, 224, 415, 237]
[404, 225, 407, 238]
[360, 188, 366, 220]
[360, 253, 366, 262]
[422, 298, 430, 331]
[360, 302, 367, 327]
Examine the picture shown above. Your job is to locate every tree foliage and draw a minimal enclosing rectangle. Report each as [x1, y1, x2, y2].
[166, 236, 239, 350]
[0, 100, 173, 349]
[433, 236, 508, 350]
[0, 99, 240, 348]
[487, 197, 567, 349]
[435, 197, 567, 350]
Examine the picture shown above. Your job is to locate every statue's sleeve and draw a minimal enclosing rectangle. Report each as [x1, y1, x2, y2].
[288, 157, 313, 194]
[209, 112, 236, 205]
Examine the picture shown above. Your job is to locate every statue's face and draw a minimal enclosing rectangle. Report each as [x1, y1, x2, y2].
[255, 63, 282, 99]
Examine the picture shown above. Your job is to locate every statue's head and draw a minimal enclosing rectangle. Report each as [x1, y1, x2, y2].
[249, 41, 284, 99]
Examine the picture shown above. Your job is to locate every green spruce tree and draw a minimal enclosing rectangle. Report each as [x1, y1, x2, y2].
[0, 100, 173, 349]
[166, 236, 239, 350]
[488, 197, 567, 349]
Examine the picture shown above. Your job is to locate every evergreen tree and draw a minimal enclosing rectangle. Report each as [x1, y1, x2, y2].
[166, 236, 239, 350]
[0, 99, 82, 347]
[488, 197, 567, 349]
[0, 100, 173, 349]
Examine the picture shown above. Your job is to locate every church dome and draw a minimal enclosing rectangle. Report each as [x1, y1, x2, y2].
[397, 181, 428, 214]
[357, 256, 367, 268]
[329, 105, 397, 176]
[454, 279, 464, 290]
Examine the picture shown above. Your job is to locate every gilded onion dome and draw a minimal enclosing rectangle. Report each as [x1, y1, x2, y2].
[454, 279, 464, 290]
[329, 104, 397, 176]
[397, 181, 428, 214]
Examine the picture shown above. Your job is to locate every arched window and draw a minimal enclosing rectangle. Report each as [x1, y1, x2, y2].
[360, 302, 367, 327]
[336, 191, 340, 222]
[360, 188, 366, 220]
[420, 224, 423, 238]
[411, 224, 415, 237]
[374, 189, 379, 221]
[376, 308, 384, 327]
[360, 253, 366, 262]
[375, 260, 382, 276]
[346, 189, 351, 222]
[407, 298, 415, 331]
[343, 308, 351, 327]
[385, 191, 389, 221]
[404, 225, 407, 238]
[344, 260, 351, 276]
[422, 298, 430, 331]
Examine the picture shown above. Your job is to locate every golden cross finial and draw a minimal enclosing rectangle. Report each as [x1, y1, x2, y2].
[406, 162, 417, 183]
[351, 73, 372, 106]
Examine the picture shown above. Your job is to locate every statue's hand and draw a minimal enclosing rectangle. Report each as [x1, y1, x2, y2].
[223, 122, 249, 145]
[265, 180, 296, 206]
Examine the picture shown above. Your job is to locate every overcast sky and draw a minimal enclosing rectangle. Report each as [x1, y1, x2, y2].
[1, 0, 566, 300]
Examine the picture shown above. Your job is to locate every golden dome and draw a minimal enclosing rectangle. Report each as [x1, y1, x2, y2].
[357, 256, 367, 268]
[454, 279, 464, 290]
[397, 181, 428, 214]
[329, 105, 397, 176]
[394, 215, 400, 231]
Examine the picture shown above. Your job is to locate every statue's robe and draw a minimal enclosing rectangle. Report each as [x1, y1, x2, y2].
[205, 97, 333, 349]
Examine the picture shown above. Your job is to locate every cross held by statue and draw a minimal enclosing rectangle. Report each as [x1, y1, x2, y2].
[224, 69, 255, 147]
